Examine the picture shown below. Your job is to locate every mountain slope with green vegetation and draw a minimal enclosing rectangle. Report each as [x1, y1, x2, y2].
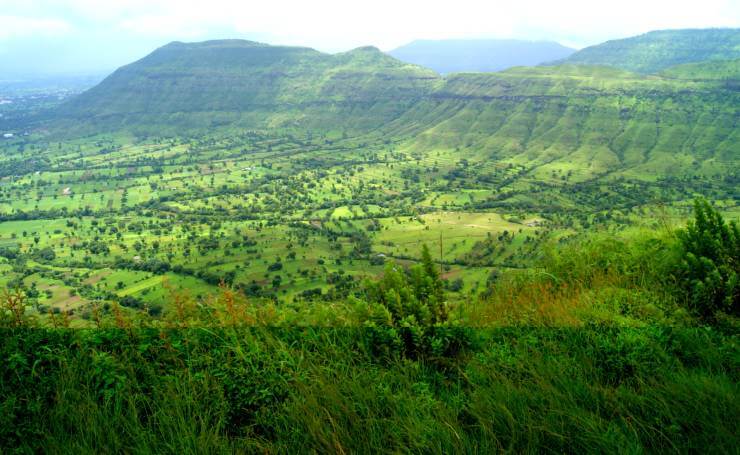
[391, 64, 740, 181]
[47, 39, 740, 184]
[555, 28, 740, 73]
[660, 58, 740, 80]
[57, 40, 439, 134]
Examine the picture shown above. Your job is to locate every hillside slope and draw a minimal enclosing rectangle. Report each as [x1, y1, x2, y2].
[555, 29, 740, 73]
[58, 40, 439, 133]
[388, 64, 739, 180]
[48, 39, 740, 181]
[389, 39, 574, 74]
[660, 58, 740, 80]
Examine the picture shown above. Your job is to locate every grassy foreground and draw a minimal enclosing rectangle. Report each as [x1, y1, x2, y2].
[2, 325, 736, 453]
[1, 201, 738, 453]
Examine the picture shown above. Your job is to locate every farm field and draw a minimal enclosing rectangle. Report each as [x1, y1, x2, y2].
[0, 122, 736, 324]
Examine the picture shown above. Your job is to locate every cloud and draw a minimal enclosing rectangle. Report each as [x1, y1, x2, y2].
[0, 15, 73, 40]
[101, 0, 740, 51]
[118, 15, 211, 38]
[3, 0, 739, 50]
[2, 0, 738, 75]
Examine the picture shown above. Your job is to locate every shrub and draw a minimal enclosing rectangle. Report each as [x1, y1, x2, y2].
[119, 295, 143, 309]
[1, 289, 36, 328]
[359, 245, 474, 359]
[676, 200, 739, 319]
[35, 247, 56, 262]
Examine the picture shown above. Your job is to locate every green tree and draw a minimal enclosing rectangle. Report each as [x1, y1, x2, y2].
[359, 245, 468, 359]
[677, 199, 739, 318]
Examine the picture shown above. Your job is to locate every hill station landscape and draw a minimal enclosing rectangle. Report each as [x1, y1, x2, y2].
[1, 24, 738, 453]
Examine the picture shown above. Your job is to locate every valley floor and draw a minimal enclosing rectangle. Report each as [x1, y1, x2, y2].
[0, 130, 736, 325]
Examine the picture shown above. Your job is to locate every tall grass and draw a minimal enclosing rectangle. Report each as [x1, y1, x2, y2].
[1, 227, 738, 453]
[468, 231, 684, 327]
[1, 326, 737, 453]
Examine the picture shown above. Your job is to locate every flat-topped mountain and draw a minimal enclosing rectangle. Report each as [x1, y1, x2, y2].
[44, 35, 739, 179]
[58, 40, 439, 133]
[554, 28, 740, 74]
[388, 39, 575, 74]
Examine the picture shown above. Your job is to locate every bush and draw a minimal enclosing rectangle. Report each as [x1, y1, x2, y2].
[35, 247, 56, 262]
[676, 200, 739, 319]
[119, 295, 143, 309]
[359, 245, 474, 359]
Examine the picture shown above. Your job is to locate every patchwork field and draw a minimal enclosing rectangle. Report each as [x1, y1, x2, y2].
[0, 122, 736, 325]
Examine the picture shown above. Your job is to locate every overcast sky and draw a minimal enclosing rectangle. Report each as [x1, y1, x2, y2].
[2, 0, 739, 77]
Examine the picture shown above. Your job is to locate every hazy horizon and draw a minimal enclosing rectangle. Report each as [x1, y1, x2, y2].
[2, 0, 739, 78]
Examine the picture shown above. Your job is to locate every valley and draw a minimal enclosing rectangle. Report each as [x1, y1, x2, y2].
[2, 42, 738, 322]
[1, 27, 739, 453]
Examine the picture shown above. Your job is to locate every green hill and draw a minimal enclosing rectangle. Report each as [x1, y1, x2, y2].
[555, 29, 740, 74]
[660, 58, 740, 80]
[58, 40, 439, 134]
[47, 37, 740, 180]
[389, 64, 739, 180]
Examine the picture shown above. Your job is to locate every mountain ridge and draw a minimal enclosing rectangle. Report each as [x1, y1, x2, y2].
[40, 35, 740, 181]
[552, 28, 740, 73]
[389, 39, 575, 74]
[55, 39, 439, 134]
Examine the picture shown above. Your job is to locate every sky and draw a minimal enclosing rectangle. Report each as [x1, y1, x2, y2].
[1, 0, 739, 77]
